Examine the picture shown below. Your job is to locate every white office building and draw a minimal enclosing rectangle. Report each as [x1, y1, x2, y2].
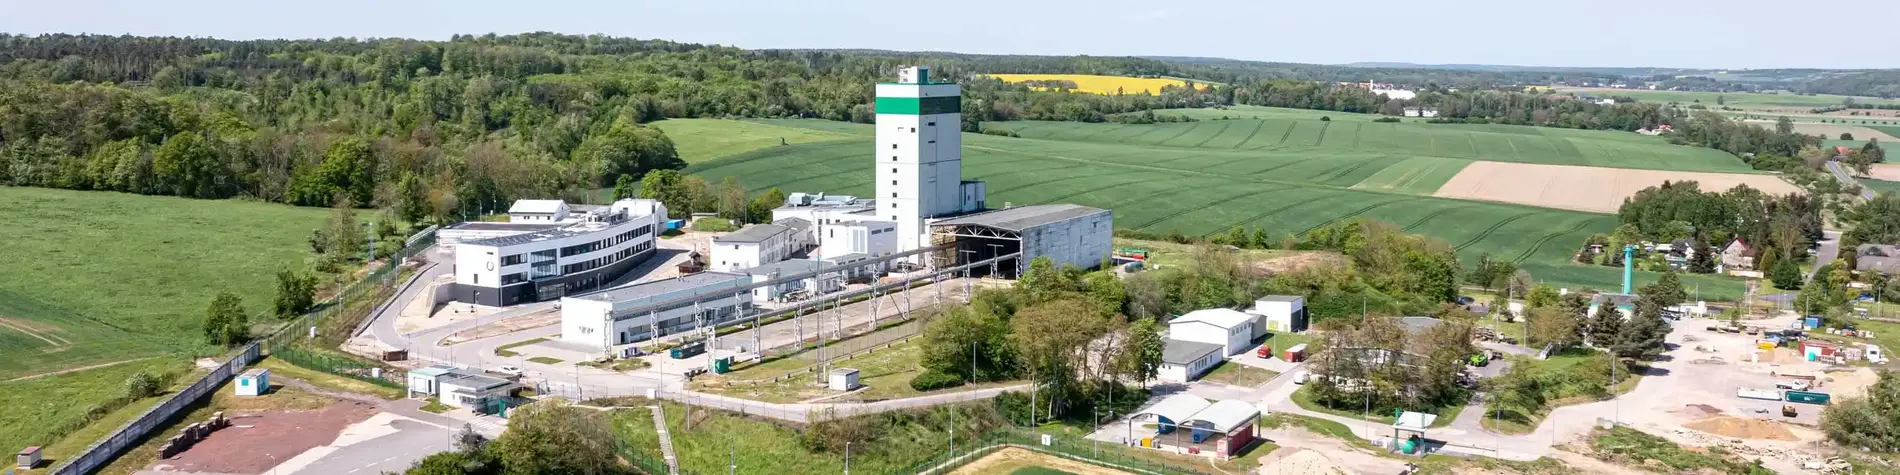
[559, 271, 754, 350]
[711, 223, 800, 273]
[450, 199, 666, 306]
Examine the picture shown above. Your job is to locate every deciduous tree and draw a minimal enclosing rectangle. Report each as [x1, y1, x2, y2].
[486, 399, 620, 475]
[203, 292, 248, 346]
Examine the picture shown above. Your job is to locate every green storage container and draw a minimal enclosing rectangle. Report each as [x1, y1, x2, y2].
[712, 357, 732, 374]
[1786, 391, 1832, 405]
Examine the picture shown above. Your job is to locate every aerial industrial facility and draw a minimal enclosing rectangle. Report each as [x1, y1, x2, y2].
[550, 66, 1115, 351]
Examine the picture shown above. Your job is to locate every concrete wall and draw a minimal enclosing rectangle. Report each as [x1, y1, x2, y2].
[50, 343, 261, 475]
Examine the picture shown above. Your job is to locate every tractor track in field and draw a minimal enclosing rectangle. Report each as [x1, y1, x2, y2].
[1245, 158, 1308, 177]
[688, 142, 865, 174]
[1298, 199, 1406, 236]
[1321, 158, 1386, 185]
[1400, 204, 1473, 232]
[1231, 120, 1268, 149]
[1349, 122, 1364, 149]
[1207, 194, 1334, 237]
[1276, 121, 1298, 145]
[1133, 186, 1286, 231]
[986, 168, 1134, 195]
[1512, 218, 1598, 264]
[1035, 175, 1194, 205]
[1193, 154, 1265, 171]
[1187, 121, 1233, 148]
[1312, 121, 1332, 146]
[1302, 160, 1360, 183]
[1148, 153, 1218, 167]
[1149, 123, 1202, 146]
[1075, 123, 1134, 141]
[1452, 211, 1541, 252]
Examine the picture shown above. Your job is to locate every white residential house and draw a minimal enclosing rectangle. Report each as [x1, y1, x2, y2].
[1721, 238, 1754, 271]
[1169, 309, 1256, 357]
[1402, 107, 1438, 117]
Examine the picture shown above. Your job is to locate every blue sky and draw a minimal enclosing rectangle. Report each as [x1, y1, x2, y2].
[2, 0, 1895, 69]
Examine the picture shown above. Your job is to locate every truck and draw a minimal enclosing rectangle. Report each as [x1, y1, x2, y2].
[1775, 380, 1812, 391]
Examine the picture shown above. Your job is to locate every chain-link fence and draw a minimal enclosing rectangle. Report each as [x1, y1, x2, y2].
[262, 227, 436, 386]
[270, 346, 405, 388]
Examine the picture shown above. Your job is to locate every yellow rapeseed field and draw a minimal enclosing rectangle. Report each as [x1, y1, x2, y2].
[987, 74, 1205, 95]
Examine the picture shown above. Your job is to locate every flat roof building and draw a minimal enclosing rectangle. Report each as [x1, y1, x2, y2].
[450, 199, 667, 307]
[559, 271, 754, 350]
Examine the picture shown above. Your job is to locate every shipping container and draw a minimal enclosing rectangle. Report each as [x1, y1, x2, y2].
[669, 341, 707, 359]
[1284, 343, 1308, 362]
[1785, 391, 1832, 405]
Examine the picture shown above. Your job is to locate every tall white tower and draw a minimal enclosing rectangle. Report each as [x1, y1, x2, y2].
[874, 66, 966, 255]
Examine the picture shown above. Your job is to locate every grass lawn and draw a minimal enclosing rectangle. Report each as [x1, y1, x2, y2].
[1289, 385, 1463, 428]
[0, 188, 327, 379]
[615, 401, 968, 475]
[421, 398, 450, 414]
[1259, 413, 1368, 447]
[692, 340, 1016, 403]
[254, 357, 404, 400]
[1480, 350, 1643, 435]
[494, 337, 548, 357]
[690, 217, 738, 232]
[528, 356, 564, 365]
[1111, 237, 1302, 270]
[1199, 361, 1278, 387]
[651, 118, 858, 163]
[0, 358, 192, 463]
[1009, 466, 1081, 475]
[1258, 331, 1311, 356]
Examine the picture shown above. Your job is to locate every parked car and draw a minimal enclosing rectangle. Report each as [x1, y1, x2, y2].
[1292, 372, 1310, 385]
[495, 365, 524, 376]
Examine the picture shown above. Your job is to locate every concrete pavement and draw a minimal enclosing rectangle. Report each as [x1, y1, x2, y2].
[1811, 230, 1841, 281]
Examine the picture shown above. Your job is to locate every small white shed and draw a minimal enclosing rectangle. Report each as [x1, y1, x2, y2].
[235, 368, 270, 397]
[829, 368, 861, 391]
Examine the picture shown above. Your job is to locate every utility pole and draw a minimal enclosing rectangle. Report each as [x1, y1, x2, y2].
[845, 442, 852, 475]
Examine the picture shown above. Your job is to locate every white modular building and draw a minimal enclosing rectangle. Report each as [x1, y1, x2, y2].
[710, 220, 813, 273]
[450, 199, 666, 306]
[507, 200, 571, 223]
[559, 271, 754, 350]
[1168, 309, 1256, 357]
[817, 220, 899, 261]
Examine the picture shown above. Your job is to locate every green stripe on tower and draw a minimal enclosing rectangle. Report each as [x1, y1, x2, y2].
[875, 96, 960, 115]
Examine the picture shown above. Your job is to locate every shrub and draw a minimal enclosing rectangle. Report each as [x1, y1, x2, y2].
[908, 370, 966, 392]
[124, 371, 161, 399]
[1373, 117, 1401, 123]
[1319, 116, 1332, 121]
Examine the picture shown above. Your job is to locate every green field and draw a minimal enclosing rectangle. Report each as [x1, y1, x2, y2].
[687, 119, 1750, 298]
[651, 118, 858, 163]
[0, 188, 327, 378]
[0, 358, 189, 457]
[1826, 139, 1899, 155]
[983, 119, 1754, 173]
[1861, 178, 1900, 197]
[1874, 125, 1900, 138]
[1139, 105, 1385, 121]
[1556, 87, 1900, 109]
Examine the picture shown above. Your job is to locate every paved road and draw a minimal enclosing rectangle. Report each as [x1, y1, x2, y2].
[1827, 159, 1876, 201]
[1812, 230, 1841, 281]
[286, 417, 451, 475]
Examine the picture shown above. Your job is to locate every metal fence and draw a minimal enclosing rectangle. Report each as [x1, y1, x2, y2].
[599, 401, 1210, 475]
[267, 226, 437, 348]
[46, 343, 261, 475]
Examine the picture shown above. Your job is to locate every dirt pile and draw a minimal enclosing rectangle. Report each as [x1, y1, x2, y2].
[1827, 368, 1879, 399]
[1680, 404, 1724, 419]
[1260, 449, 1348, 475]
[1684, 416, 1797, 441]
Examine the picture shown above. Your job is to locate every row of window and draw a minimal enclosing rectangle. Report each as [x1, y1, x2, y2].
[559, 224, 654, 257]
[561, 240, 653, 275]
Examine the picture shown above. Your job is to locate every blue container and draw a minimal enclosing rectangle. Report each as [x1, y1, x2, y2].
[1805, 316, 1823, 330]
[666, 219, 686, 230]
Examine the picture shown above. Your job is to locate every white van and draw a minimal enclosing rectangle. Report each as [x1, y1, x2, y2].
[1868, 344, 1887, 364]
